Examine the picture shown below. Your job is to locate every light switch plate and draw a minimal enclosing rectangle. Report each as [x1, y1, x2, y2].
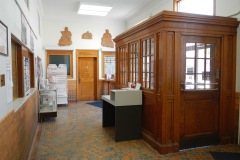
[0, 74, 5, 87]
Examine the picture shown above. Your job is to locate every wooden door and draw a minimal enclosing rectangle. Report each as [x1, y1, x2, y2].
[77, 57, 97, 100]
[180, 36, 221, 149]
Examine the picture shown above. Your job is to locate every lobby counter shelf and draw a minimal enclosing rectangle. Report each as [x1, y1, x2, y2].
[102, 88, 142, 141]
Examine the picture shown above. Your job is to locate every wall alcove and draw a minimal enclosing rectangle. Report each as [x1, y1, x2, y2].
[113, 10, 239, 154]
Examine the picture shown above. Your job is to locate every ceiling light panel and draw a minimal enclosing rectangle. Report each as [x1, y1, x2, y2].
[78, 4, 112, 16]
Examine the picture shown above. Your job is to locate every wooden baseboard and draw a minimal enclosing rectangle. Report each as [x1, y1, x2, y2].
[142, 131, 179, 154]
[28, 124, 42, 160]
[235, 92, 240, 144]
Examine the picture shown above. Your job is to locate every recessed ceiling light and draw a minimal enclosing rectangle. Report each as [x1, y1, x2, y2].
[78, 3, 112, 16]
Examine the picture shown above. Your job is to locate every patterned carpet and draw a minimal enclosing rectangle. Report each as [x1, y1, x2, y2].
[34, 101, 240, 160]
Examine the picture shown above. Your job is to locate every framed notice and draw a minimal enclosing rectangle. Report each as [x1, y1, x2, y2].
[21, 14, 27, 45]
[30, 30, 34, 51]
[0, 20, 8, 56]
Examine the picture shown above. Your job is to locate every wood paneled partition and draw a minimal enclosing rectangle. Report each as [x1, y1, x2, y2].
[114, 11, 239, 154]
[0, 90, 38, 159]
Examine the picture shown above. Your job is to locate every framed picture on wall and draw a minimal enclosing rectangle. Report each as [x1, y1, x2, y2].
[30, 30, 34, 51]
[0, 20, 8, 56]
[21, 14, 27, 45]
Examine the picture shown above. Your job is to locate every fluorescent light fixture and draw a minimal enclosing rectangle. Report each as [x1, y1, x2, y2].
[78, 3, 112, 16]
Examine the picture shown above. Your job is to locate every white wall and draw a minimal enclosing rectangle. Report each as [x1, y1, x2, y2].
[126, 0, 172, 29]
[42, 18, 126, 79]
[215, 0, 240, 92]
[0, 0, 44, 120]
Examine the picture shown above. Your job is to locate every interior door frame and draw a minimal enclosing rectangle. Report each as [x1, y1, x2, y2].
[179, 35, 221, 149]
[76, 50, 99, 101]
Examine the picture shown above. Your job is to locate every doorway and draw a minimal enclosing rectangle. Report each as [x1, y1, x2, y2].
[76, 50, 98, 101]
[179, 36, 221, 149]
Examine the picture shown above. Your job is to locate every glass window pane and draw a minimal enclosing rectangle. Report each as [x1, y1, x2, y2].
[186, 59, 194, 73]
[151, 62, 154, 72]
[196, 74, 204, 84]
[142, 41, 146, 56]
[206, 59, 210, 72]
[205, 84, 211, 89]
[196, 43, 205, 58]
[141, 38, 154, 89]
[185, 74, 194, 84]
[206, 44, 214, 58]
[196, 59, 204, 73]
[146, 64, 149, 72]
[147, 56, 150, 63]
[147, 40, 150, 55]
[177, 0, 214, 16]
[184, 41, 216, 90]
[185, 84, 194, 89]
[142, 74, 146, 87]
[186, 43, 195, 58]
[150, 82, 154, 89]
[196, 84, 204, 89]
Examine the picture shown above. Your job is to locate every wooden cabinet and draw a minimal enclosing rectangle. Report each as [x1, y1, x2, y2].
[114, 11, 239, 154]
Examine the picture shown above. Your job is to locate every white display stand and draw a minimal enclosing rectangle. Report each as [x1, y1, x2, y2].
[102, 88, 142, 106]
[102, 88, 142, 141]
[47, 64, 68, 105]
[39, 89, 57, 122]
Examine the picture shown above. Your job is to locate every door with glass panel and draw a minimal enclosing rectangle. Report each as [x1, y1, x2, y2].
[180, 36, 221, 149]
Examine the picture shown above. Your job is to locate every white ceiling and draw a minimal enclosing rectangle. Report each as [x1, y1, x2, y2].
[41, 0, 156, 21]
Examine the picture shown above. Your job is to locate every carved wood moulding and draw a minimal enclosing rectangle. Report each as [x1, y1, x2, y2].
[82, 31, 93, 39]
[101, 29, 114, 48]
[58, 27, 72, 46]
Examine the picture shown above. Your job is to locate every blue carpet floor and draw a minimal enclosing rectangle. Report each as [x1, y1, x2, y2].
[86, 101, 102, 108]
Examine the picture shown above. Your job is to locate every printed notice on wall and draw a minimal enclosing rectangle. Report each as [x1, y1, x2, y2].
[6, 60, 13, 103]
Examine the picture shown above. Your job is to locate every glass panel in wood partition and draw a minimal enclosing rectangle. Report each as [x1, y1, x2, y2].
[141, 38, 155, 89]
[119, 46, 128, 86]
[184, 43, 217, 90]
[129, 42, 139, 85]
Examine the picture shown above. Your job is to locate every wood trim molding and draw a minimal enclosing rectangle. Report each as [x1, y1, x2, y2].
[76, 50, 99, 101]
[113, 11, 239, 42]
[12, 35, 35, 97]
[76, 49, 98, 58]
[46, 50, 73, 79]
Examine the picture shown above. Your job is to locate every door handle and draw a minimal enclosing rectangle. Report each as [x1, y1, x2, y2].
[181, 82, 184, 91]
[78, 77, 80, 83]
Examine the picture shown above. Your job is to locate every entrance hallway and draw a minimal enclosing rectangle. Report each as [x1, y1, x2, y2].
[31, 102, 240, 160]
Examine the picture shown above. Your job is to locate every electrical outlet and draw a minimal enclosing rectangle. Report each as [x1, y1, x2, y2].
[0, 74, 5, 87]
